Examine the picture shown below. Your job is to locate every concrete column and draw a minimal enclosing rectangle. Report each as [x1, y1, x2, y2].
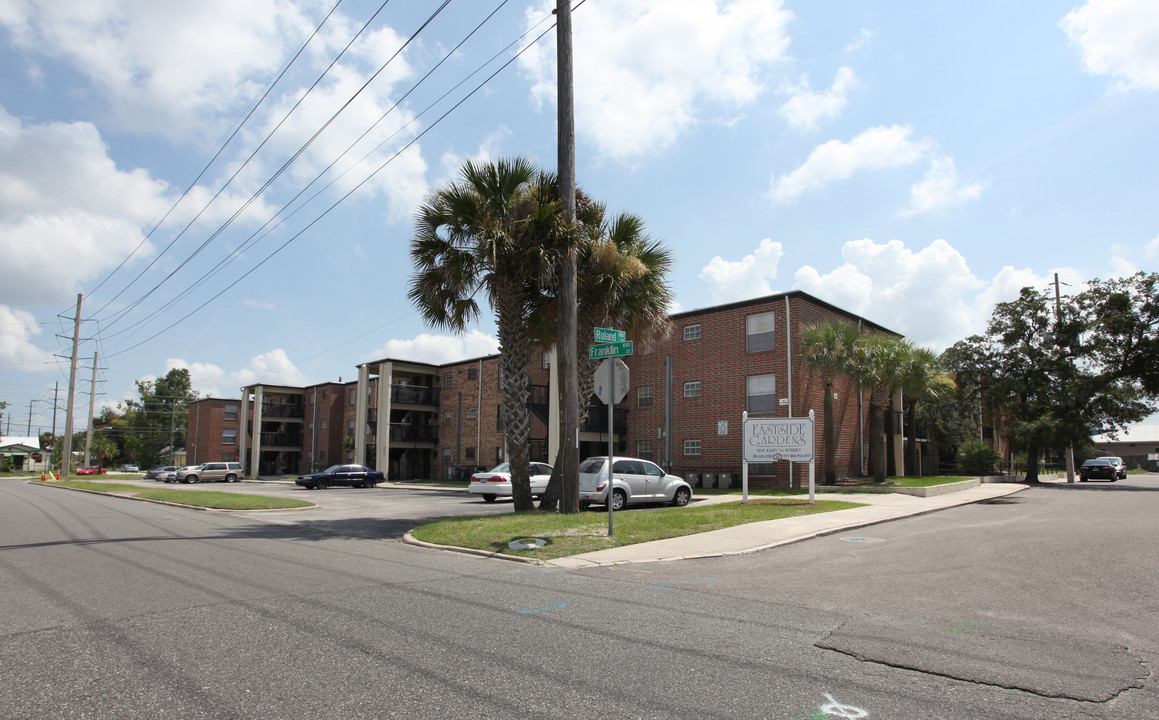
[238, 387, 250, 476]
[548, 344, 559, 462]
[250, 385, 264, 478]
[355, 365, 368, 466]
[377, 362, 392, 478]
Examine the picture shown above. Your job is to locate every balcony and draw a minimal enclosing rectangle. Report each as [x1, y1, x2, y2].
[260, 432, 302, 448]
[582, 407, 628, 435]
[260, 403, 303, 419]
[389, 422, 439, 443]
[392, 384, 438, 406]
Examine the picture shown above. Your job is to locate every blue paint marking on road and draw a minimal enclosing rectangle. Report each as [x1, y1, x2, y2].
[948, 620, 981, 635]
[840, 537, 868, 542]
[653, 575, 719, 589]
[519, 602, 567, 615]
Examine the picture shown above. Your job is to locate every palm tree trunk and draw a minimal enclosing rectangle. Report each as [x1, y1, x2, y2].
[905, 400, 918, 476]
[868, 402, 887, 483]
[823, 379, 836, 484]
[495, 284, 535, 512]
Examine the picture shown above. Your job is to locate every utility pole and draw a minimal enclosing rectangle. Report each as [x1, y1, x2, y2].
[61, 294, 82, 479]
[84, 351, 98, 467]
[556, 0, 580, 513]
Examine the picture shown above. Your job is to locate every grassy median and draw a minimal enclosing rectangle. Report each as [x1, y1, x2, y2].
[412, 498, 864, 560]
[36, 480, 313, 510]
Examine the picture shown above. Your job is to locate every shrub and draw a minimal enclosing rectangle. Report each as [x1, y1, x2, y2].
[958, 441, 1001, 476]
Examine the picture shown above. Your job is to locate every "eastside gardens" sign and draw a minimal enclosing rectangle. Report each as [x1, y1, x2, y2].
[743, 416, 814, 463]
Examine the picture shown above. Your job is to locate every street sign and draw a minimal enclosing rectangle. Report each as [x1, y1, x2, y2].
[593, 358, 630, 405]
[743, 416, 815, 463]
[589, 340, 633, 359]
[31, 452, 42, 461]
[594, 327, 626, 344]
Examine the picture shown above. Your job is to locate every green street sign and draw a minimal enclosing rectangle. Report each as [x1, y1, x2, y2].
[594, 327, 626, 344]
[589, 340, 633, 359]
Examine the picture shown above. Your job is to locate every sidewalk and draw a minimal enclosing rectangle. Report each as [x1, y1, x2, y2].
[546, 482, 1028, 568]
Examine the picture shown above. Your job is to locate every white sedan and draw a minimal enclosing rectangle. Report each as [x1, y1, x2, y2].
[468, 462, 553, 503]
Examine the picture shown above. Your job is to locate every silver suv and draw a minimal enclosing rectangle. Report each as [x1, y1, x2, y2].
[578, 456, 692, 510]
[176, 462, 243, 483]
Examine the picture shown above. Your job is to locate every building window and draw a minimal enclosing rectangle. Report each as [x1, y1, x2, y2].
[496, 446, 503, 463]
[308, 421, 314, 432]
[465, 447, 476, 460]
[638, 386, 653, 408]
[224, 404, 239, 421]
[466, 407, 477, 419]
[443, 410, 452, 426]
[322, 389, 328, 399]
[496, 405, 504, 431]
[442, 448, 452, 464]
[684, 381, 702, 398]
[683, 324, 701, 341]
[444, 372, 453, 388]
[746, 312, 775, 352]
[222, 452, 236, 462]
[349, 389, 355, 404]
[348, 419, 355, 434]
[321, 420, 328, 430]
[684, 440, 702, 456]
[347, 451, 354, 462]
[542, 350, 552, 368]
[319, 450, 326, 462]
[468, 367, 478, 380]
[637, 441, 654, 461]
[747, 374, 776, 414]
[222, 428, 237, 446]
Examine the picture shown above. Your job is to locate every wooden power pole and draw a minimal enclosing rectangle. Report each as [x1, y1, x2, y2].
[556, 0, 580, 512]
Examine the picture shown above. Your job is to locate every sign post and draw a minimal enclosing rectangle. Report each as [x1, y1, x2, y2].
[591, 329, 631, 535]
[742, 412, 816, 504]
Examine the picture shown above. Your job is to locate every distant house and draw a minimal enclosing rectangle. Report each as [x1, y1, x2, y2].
[0, 436, 42, 472]
[1091, 424, 1159, 472]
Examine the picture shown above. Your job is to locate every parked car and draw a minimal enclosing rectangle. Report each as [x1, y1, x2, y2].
[146, 465, 178, 480]
[1096, 456, 1127, 479]
[295, 464, 384, 490]
[578, 456, 692, 510]
[161, 467, 189, 483]
[76, 466, 106, 475]
[176, 462, 243, 483]
[120, 464, 140, 473]
[1079, 458, 1117, 482]
[468, 462, 553, 502]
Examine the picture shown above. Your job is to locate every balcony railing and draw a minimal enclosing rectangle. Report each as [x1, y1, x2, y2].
[389, 423, 439, 443]
[260, 432, 302, 447]
[260, 403, 303, 419]
[392, 384, 438, 406]
[581, 407, 628, 435]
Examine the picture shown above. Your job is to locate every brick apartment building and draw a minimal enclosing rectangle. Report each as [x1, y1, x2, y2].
[187, 290, 901, 487]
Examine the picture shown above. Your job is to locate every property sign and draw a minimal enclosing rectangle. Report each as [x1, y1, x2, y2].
[743, 417, 814, 463]
[589, 340, 633, 359]
[594, 327, 626, 344]
[31, 452, 42, 461]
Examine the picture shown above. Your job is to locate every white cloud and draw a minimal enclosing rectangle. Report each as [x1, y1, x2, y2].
[0, 306, 56, 371]
[1145, 234, 1159, 259]
[1061, 0, 1159, 91]
[769, 124, 931, 203]
[844, 28, 874, 53]
[241, 299, 275, 311]
[169, 349, 306, 397]
[779, 67, 857, 132]
[792, 238, 985, 349]
[897, 155, 985, 217]
[519, 0, 793, 162]
[700, 238, 785, 303]
[366, 330, 500, 366]
[0, 0, 320, 138]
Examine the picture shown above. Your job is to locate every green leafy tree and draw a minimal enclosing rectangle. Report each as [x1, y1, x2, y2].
[844, 334, 910, 482]
[123, 368, 199, 469]
[897, 346, 955, 476]
[409, 158, 563, 513]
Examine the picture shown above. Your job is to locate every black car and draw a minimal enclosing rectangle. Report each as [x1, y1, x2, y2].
[295, 464, 385, 490]
[1079, 458, 1117, 482]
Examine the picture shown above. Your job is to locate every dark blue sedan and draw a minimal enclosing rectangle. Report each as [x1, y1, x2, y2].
[1078, 458, 1117, 482]
[295, 464, 384, 489]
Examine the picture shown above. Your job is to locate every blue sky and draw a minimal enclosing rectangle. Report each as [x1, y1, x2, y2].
[1, 0, 1157, 435]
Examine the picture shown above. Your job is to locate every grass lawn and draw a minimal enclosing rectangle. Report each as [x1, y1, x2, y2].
[35, 480, 313, 510]
[695, 476, 975, 496]
[411, 498, 864, 561]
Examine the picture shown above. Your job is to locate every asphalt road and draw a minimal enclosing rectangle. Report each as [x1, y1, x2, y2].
[1, 475, 1156, 719]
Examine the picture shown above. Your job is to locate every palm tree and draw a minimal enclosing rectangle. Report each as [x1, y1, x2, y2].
[409, 157, 563, 513]
[533, 198, 674, 511]
[846, 333, 910, 482]
[897, 346, 955, 476]
[801, 320, 862, 484]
